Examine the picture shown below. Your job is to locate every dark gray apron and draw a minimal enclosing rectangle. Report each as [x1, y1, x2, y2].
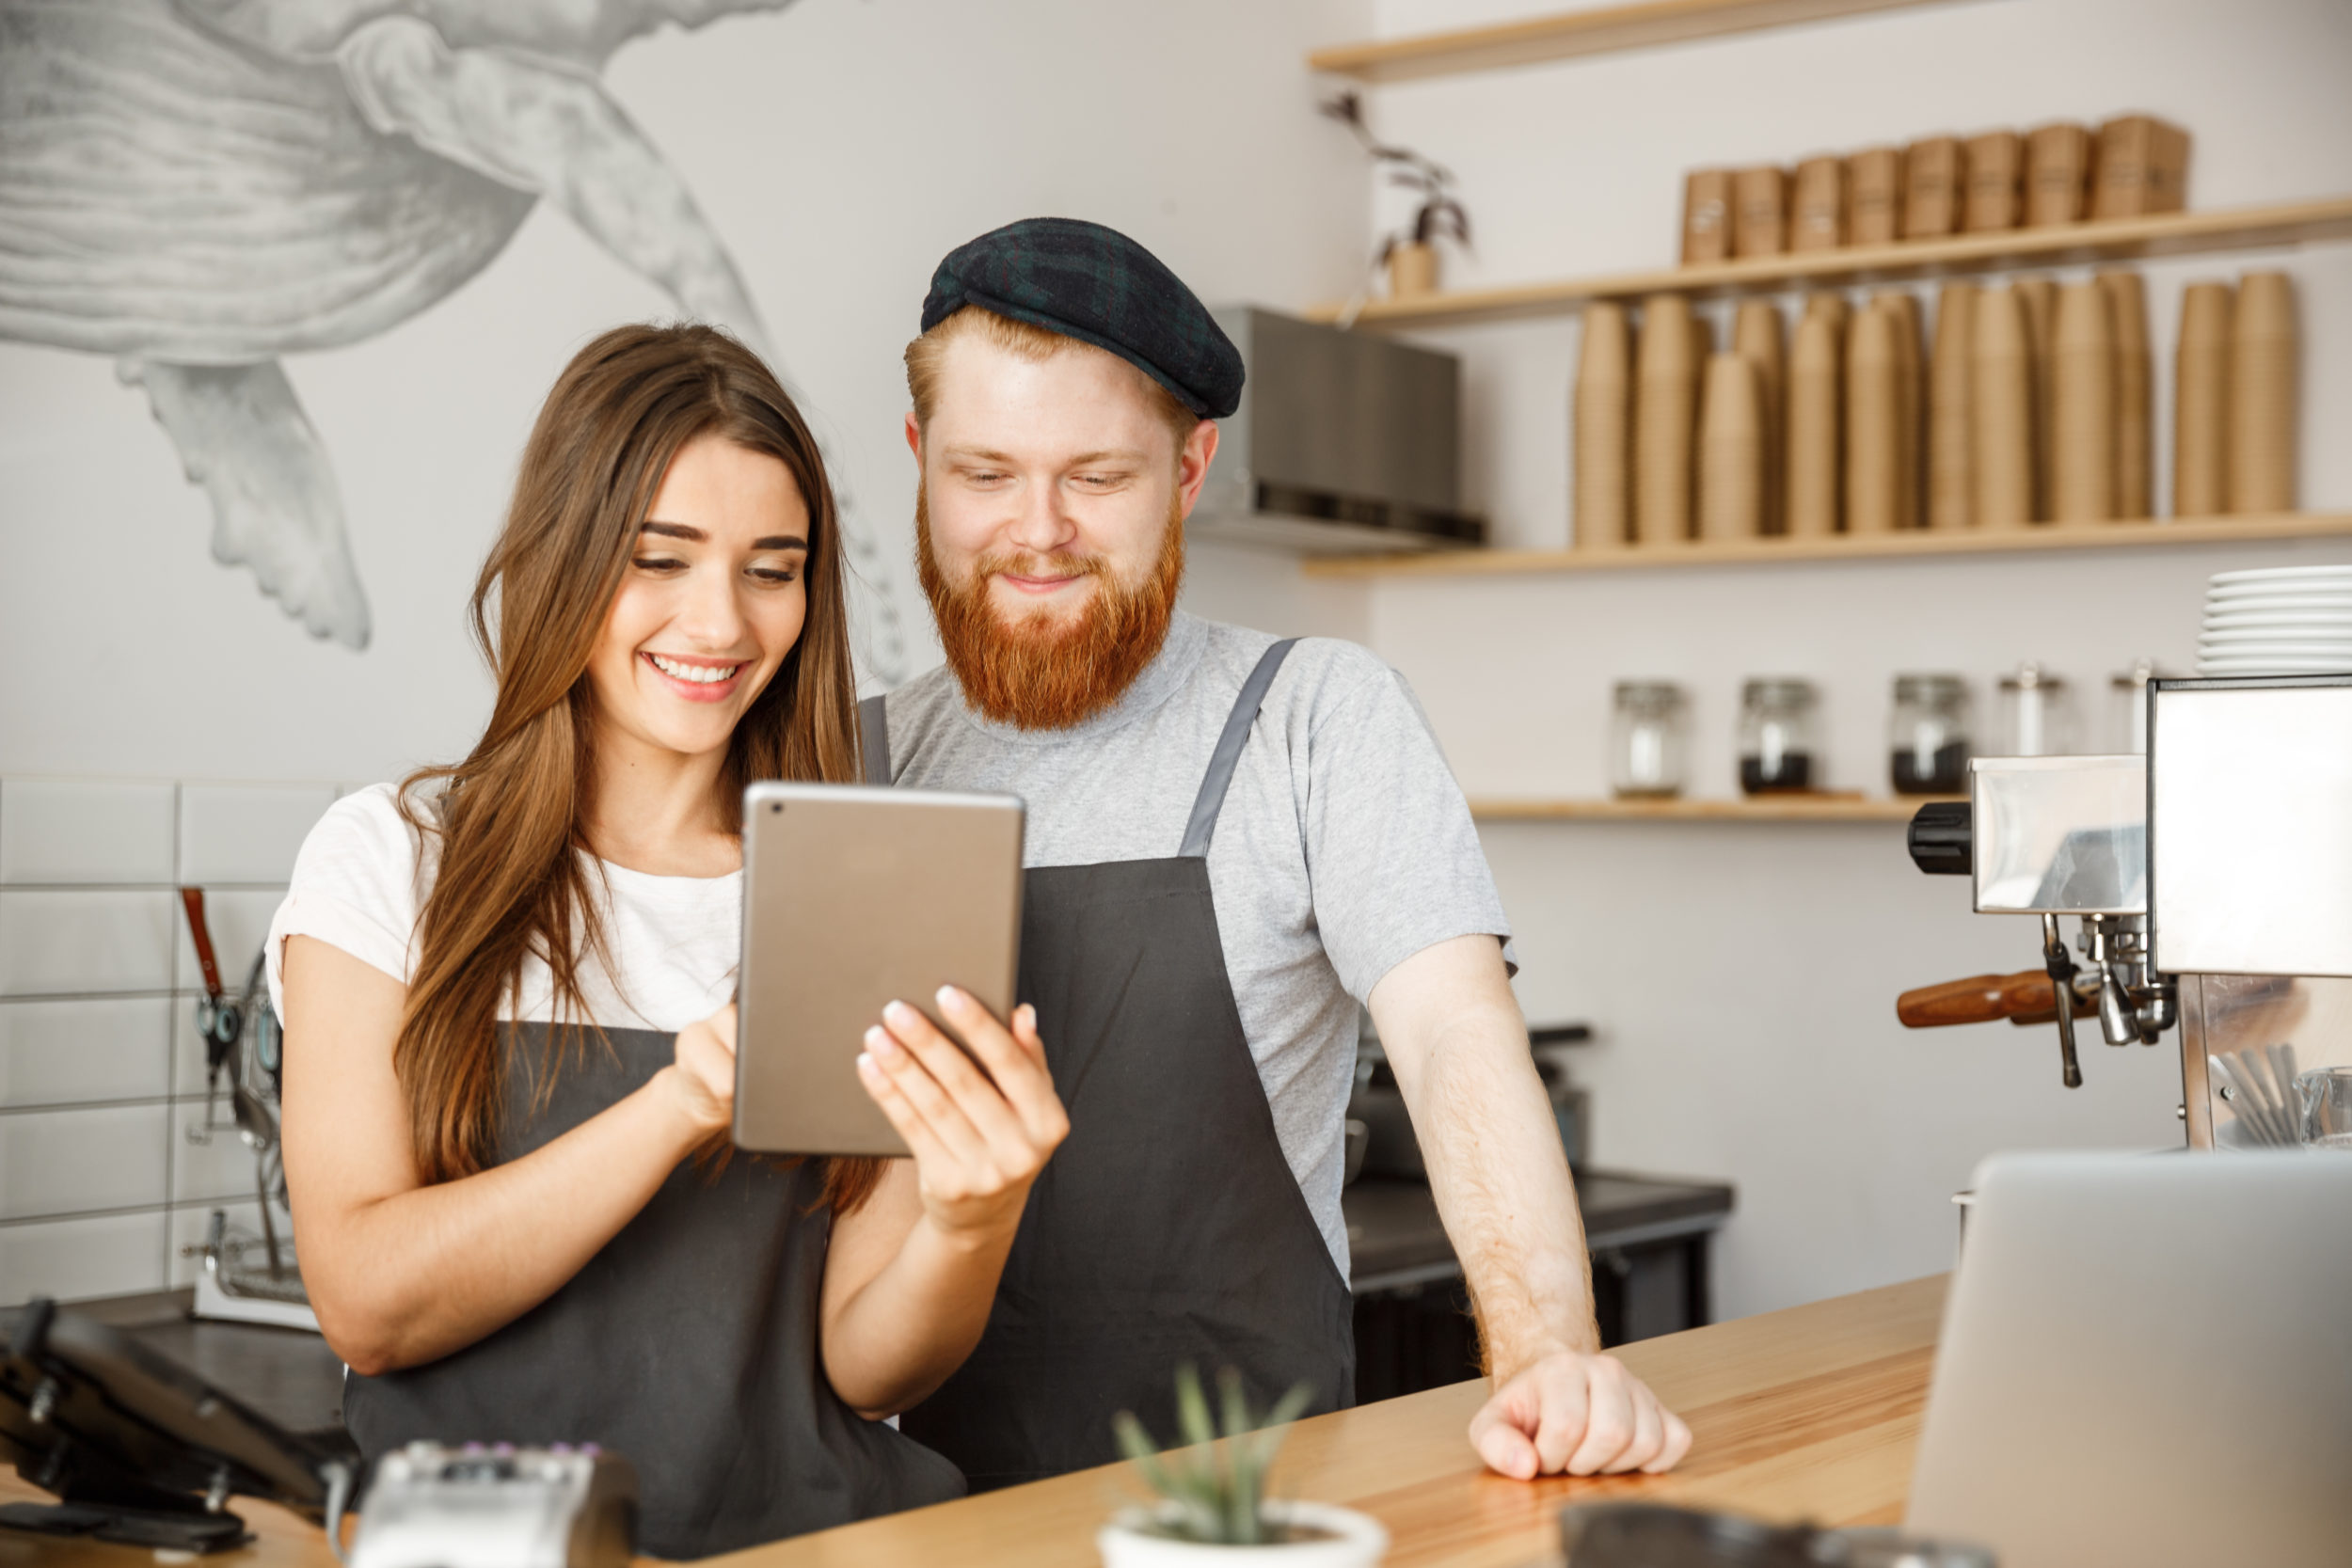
[866, 641, 1357, 1490]
[342, 1022, 963, 1560]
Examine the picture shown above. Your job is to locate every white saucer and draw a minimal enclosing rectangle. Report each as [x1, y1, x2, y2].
[2209, 565, 2352, 585]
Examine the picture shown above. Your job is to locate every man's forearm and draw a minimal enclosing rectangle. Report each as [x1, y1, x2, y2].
[1414, 1014, 1599, 1375]
[1371, 938, 1600, 1380]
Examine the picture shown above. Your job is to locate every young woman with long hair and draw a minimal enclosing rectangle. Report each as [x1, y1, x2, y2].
[267, 324, 1067, 1558]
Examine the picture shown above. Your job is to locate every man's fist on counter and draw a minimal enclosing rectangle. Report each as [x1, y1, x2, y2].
[1469, 1349, 1694, 1478]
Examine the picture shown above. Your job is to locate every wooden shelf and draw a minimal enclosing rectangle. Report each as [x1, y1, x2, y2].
[1471, 795, 1949, 821]
[1308, 197, 2352, 327]
[1302, 511, 2352, 580]
[1308, 0, 1959, 83]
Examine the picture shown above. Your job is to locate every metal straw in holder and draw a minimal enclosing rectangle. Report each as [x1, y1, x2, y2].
[2210, 1043, 2302, 1148]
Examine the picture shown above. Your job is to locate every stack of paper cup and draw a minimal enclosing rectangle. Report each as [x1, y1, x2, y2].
[1785, 294, 1844, 538]
[2099, 270, 2152, 520]
[1698, 352, 1764, 541]
[1928, 283, 1978, 531]
[2173, 282, 2233, 517]
[1574, 303, 1634, 549]
[1844, 300, 1900, 534]
[2230, 272, 2297, 515]
[2050, 280, 2116, 523]
[1635, 294, 1706, 546]
[1733, 300, 1785, 535]
[1971, 284, 2034, 530]
[2197, 565, 2352, 676]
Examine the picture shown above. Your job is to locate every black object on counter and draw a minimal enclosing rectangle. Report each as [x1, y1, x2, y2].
[1563, 1502, 1995, 1567]
[1907, 800, 1975, 876]
[1891, 740, 1970, 795]
[1740, 752, 1815, 794]
[0, 1297, 346, 1554]
[1565, 1503, 1825, 1567]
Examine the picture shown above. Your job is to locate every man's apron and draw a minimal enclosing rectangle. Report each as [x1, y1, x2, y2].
[868, 640, 1357, 1490]
[342, 1022, 964, 1558]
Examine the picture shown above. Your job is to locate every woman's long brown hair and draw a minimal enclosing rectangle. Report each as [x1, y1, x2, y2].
[395, 323, 882, 1212]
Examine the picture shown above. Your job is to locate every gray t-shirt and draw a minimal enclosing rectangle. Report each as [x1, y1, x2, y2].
[881, 611, 1513, 1275]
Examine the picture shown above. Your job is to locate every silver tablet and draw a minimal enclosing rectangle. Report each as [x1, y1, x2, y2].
[735, 782, 1025, 1157]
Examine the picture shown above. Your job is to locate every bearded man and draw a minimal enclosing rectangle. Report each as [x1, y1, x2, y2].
[861, 218, 1691, 1490]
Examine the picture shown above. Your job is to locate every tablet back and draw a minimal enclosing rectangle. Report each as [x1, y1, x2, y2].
[735, 783, 1024, 1156]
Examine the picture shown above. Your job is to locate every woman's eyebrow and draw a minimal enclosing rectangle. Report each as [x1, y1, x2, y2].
[639, 520, 806, 551]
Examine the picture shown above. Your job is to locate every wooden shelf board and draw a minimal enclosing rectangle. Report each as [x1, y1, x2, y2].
[1472, 795, 1952, 821]
[1306, 197, 2352, 327]
[1308, 0, 1957, 83]
[1302, 511, 2352, 580]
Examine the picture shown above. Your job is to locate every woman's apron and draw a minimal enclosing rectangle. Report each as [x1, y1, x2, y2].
[342, 1023, 963, 1559]
[868, 640, 1357, 1490]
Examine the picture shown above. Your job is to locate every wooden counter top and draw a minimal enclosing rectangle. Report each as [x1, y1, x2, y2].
[0, 1274, 1946, 1568]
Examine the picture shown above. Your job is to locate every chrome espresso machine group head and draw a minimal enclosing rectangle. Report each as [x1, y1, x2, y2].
[1899, 675, 2352, 1148]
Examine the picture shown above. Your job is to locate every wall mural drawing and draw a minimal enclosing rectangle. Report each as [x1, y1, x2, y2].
[0, 0, 907, 676]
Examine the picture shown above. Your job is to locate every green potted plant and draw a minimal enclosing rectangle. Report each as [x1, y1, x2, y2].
[1320, 90, 1470, 301]
[1098, 1366, 1388, 1566]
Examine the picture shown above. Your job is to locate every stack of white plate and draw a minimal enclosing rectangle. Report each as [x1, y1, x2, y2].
[2197, 565, 2352, 676]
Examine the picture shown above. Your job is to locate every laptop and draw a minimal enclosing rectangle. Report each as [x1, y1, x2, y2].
[1905, 1151, 2352, 1568]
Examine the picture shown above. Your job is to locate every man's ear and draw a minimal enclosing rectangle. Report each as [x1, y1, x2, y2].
[1175, 419, 1220, 520]
[903, 410, 923, 462]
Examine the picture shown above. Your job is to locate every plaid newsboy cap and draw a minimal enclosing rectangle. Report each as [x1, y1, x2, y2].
[919, 217, 1244, 420]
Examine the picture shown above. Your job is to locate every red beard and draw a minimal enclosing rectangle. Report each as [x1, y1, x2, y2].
[915, 487, 1185, 731]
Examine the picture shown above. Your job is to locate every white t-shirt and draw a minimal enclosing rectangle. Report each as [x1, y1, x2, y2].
[265, 784, 739, 1034]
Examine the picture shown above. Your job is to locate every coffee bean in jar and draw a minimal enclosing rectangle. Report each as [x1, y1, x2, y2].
[1739, 678, 1821, 794]
[1889, 673, 1972, 795]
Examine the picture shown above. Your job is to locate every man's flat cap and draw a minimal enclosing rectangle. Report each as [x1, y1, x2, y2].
[920, 217, 1244, 420]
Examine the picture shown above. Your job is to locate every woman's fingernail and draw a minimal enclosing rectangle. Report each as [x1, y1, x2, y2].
[855, 1052, 879, 1080]
[935, 985, 963, 1010]
[865, 1025, 901, 1062]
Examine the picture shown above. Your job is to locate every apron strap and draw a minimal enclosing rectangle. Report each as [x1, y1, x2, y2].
[858, 694, 892, 786]
[1179, 639, 1298, 860]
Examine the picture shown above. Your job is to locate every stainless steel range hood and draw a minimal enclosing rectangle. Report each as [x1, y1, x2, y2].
[1190, 307, 1485, 554]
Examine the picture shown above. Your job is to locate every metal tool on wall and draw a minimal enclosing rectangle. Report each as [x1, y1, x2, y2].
[1893, 675, 2352, 1146]
[176, 889, 317, 1330]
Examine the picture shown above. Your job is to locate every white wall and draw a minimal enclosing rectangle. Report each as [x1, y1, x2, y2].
[1347, 0, 2352, 1316]
[0, 0, 1371, 784]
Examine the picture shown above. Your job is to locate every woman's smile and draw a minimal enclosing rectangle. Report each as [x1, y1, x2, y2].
[644, 650, 749, 703]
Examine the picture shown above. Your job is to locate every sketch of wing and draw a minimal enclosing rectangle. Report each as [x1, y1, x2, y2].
[125, 359, 373, 649]
[334, 16, 765, 351]
[333, 14, 909, 679]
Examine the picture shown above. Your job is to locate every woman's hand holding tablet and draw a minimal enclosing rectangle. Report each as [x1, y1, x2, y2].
[818, 986, 1071, 1420]
[856, 989, 1068, 1242]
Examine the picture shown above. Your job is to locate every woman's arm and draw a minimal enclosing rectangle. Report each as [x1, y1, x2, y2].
[280, 936, 734, 1374]
[818, 990, 1068, 1418]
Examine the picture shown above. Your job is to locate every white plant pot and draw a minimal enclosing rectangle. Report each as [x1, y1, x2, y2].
[1098, 1500, 1388, 1568]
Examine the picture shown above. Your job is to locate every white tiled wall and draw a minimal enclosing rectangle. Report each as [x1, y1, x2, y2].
[0, 778, 340, 1306]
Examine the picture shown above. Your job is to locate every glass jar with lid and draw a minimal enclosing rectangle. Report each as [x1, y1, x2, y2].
[1739, 678, 1820, 794]
[1997, 662, 2073, 757]
[1610, 681, 1690, 799]
[1888, 673, 1971, 795]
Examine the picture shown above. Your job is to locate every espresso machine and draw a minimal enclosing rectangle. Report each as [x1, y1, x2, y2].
[1898, 674, 2352, 1149]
